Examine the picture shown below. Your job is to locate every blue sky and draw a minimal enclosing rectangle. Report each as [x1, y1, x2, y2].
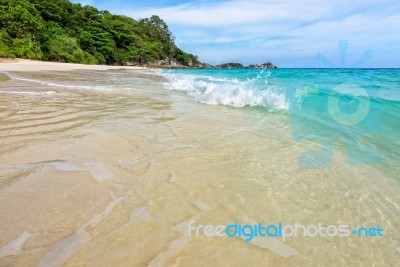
[72, 0, 400, 67]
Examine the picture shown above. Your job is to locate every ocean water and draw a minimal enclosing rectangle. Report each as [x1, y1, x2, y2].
[0, 68, 399, 266]
[160, 68, 400, 178]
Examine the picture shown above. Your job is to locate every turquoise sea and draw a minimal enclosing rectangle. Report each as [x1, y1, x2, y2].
[160, 68, 400, 179]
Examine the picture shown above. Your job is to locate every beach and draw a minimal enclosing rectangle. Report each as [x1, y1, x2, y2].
[0, 58, 147, 72]
[0, 60, 399, 266]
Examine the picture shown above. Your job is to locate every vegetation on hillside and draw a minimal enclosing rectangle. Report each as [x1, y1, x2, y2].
[0, 0, 202, 66]
[215, 62, 277, 69]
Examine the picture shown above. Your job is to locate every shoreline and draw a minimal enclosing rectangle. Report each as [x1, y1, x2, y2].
[0, 58, 284, 72]
[0, 58, 211, 72]
[0, 58, 148, 73]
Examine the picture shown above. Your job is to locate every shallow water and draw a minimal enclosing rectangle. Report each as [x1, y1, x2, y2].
[0, 69, 399, 266]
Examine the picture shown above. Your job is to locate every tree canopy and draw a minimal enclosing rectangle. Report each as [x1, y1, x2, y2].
[0, 0, 202, 66]
[215, 63, 244, 69]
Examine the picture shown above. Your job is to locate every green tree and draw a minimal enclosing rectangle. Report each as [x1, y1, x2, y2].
[47, 34, 96, 64]
[0, 30, 15, 57]
[0, 0, 203, 66]
[12, 36, 42, 59]
[0, 0, 44, 39]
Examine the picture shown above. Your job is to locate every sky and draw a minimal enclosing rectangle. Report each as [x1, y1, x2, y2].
[72, 0, 400, 67]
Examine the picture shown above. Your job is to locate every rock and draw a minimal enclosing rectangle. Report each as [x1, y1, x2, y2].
[246, 61, 277, 69]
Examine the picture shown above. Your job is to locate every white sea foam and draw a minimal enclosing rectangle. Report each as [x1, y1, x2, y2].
[9, 76, 110, 91]
[83, 193, 127, 229]
[236, 193, 245, 204]
[0, 231, 36, 258]
[161, 72, 288, 110]
[169, 171, 177, 183]
[118, 156, 149, 170]
[241, 215, 298, 257]
[0, 90, 56, 95]
[0, 161, 112, 183]
[84, 163, 114, 182]
[37, 230, 91, 267]
[193, 199, 210, 211]
[147, 219, 192, 267]
[129, 206, 153, 224]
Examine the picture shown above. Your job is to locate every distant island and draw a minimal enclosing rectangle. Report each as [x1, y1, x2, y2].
[215, 63, 245, 69]
[215, 62, 277, 69]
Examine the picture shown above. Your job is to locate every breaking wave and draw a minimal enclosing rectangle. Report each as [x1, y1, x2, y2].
[160, 70, 288, 110]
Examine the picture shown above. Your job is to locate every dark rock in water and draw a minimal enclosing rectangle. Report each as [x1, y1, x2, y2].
[125, 60, 213, 69]
[247, 61, 277, 69]
[197, 63, 213, 69]
[213, 61, 277, 69]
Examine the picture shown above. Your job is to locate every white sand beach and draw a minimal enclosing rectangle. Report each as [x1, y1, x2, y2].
[0, 58, 146, 72]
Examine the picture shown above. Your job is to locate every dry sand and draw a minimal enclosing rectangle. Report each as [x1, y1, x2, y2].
[0, 58, 146, 72]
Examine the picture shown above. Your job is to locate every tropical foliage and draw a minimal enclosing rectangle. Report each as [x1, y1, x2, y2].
[0, 0, 201, 66]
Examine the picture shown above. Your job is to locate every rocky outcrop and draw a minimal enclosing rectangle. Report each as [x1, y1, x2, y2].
[124, 60, 213, 69]
[197, 63, 213, 69]
[123, 60, 277, 69]
[247, 61, 277, 69]
[213, 61, 277, 69]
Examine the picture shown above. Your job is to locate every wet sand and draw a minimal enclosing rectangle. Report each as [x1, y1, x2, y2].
[0, 73, 9, 82]
[0, 62, 399, 266]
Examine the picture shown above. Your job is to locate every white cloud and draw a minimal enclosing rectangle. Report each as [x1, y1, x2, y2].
[129, 0, 398, 26]
[130, 0, 331, 27]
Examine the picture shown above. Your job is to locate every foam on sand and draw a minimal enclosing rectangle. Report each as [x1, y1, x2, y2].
[37, 230, 91, 267]
[0, 231, 37, 258]
[193, 200, 211, 211]
[240, 216, 298, 258]
[129, 206, 153, 225]
[0, 161, 113, 183]
[147, 219, 193, 267]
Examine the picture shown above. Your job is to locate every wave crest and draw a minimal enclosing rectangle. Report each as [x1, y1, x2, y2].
[161, 71, 288, 110]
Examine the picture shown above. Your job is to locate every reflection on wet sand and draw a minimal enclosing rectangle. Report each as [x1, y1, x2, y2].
[0, 73, 9, 82]
[0, 70, 399, 266]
